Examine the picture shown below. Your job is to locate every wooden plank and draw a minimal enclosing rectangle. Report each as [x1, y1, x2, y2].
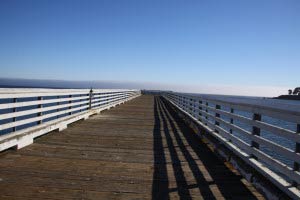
[0, 95, 263, 200]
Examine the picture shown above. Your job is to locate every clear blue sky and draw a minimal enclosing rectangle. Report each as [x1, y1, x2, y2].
[0, 0, 299, 95]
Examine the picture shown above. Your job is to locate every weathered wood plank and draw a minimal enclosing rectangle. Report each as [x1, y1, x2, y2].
[0, 95, 264, 199]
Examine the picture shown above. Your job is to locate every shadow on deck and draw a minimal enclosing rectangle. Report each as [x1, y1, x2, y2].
[0, 95, 263, 199]
[152, 96, 263, 199]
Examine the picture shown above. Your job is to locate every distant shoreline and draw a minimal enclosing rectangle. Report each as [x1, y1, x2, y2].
[273, 95, 300, 101]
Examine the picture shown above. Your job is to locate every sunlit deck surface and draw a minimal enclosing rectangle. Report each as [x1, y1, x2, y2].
[0, 95, 264, 200]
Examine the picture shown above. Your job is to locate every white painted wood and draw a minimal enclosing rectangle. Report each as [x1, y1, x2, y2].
[164, 93, 300, 199]
[0, 100, 90, 120]
[0, 96, 89, 109]
[0, 105, 90, 131]
[196, 109, 300, 164]
[195, 103, 300, 142]
[0, 89, 139, 98]
[171, 92, 300, 123]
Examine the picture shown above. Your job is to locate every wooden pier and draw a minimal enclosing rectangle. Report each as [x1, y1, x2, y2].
[0, 95, 264, 199]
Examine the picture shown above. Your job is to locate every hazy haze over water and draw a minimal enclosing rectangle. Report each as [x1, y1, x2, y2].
[0, 78, 289, 97]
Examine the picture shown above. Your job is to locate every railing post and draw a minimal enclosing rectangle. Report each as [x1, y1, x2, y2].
[57, 96, 60, 119]
[189, 98, 192, 115]
[179, 96, 181, 107]
[180, 96, 183, 107]
[229, 108, 234, 141]
[205, 102, 208, 125]
[198, 100, 202, 122]
[293, 124, 300, 186]
[191, 99, 192, 115]
[193, 99, 196, 117]
[12, 98, 17, 132]
[105, 93, 108, 105]
[89, 89, 93, 110]
[190, 98, 192, 114]
[79, 94, 82, 113]
[215, 105, 221, 133]
[251, 113, 261, 156]
[38, 96, 43, 124]
[185, 97, 188, 111]
[230, 108, 234, 133]
[186, 97, 188, 111]
[186, 97, 188, 110]
[68, 95, 72, 115]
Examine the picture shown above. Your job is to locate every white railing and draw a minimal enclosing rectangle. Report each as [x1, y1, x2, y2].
[163, 91, 300, 199]
[0, 88, 140, 151]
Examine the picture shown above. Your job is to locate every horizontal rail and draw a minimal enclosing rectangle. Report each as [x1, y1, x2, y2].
[0, 96, 89, 109]
[0, 88, 141, 151]
[163, 91, 300, 199]
[0, 89, 135, 98]
[0, 100, 90, 120]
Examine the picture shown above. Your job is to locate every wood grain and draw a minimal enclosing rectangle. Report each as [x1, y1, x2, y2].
[0, 95, 264, 200]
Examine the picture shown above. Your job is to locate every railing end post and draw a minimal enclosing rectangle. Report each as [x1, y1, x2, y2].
[89, 88, 93, 110]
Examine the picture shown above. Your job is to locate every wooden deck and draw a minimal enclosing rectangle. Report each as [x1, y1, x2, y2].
[0, 95, 264, 200]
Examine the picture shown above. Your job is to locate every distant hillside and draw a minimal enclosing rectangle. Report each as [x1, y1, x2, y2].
[274, 95, 300, 100]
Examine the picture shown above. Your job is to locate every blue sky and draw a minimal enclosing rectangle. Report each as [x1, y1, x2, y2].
[0, 0, 299, 96]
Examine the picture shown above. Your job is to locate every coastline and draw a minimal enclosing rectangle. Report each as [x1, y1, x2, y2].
[273, 95, 300, 101]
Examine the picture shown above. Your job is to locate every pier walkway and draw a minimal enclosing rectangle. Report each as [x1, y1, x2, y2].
[0, 95, 263, 199]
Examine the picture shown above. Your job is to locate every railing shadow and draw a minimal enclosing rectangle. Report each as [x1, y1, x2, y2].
[151, 96, 169, 200]
[156, 96, 193, 200]
[159, 96, 259, 199]
[158, 97, 217, 199]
